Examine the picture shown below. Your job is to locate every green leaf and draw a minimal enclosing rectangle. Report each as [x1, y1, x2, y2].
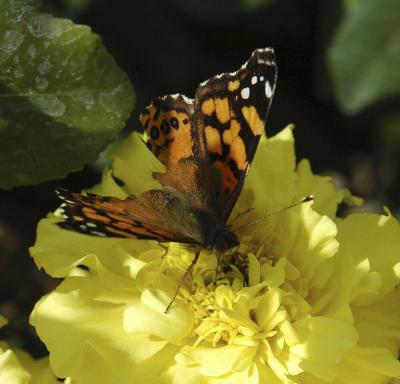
[0, 0, 134, 189]
[327, 0, 400, 113]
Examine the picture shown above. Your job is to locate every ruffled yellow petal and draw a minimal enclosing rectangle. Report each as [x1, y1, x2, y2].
[30, 276, 135, 379]
[337, 211, 400, 303]
[353, 286, 400, 356]
[124, 289, 194, 342]
[239, 125, 297, 214]
[0, 347, 31, 384]
[335, 345, 400, 384]
[88, 167, 128, 199]
[189, 344, 256, 376]
[14, 351, 70, 384]
[30, 270, 185, 384]
[108, 132, 164, 195]
[30, 214, 160, 278]
[206, 362, 260, 384]
[296, 159, 362, 218]
[287, 316, 358, 380]
[0, 341, 66, 383]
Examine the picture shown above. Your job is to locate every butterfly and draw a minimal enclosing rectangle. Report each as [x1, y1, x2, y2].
[56, 48, 277, 253]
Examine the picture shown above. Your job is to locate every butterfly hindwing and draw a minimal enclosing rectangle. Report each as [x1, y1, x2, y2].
[194, 48, 277, 220]
[140, 95, 196, 168]
[139, 94, 209, 202]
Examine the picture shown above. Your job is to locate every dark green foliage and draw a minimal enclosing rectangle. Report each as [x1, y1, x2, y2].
[0, 0, 134, 188]
[328, 0, 400, 113]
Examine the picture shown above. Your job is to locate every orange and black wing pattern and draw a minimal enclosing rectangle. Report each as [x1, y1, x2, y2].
[139, 94, 210, 208]
[55, 48, 277, 246]
[140, 95, 196, 169]
[56, 189, 193, 242]
[194, 48, 277, 221]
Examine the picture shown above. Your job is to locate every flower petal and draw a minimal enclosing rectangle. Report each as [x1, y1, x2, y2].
[296, 159, 362, 218]
[336, 345, 400, 384]
[353, 286, 400, 356]
[108, 132, 164, 195]
[185, 344, 257, 377]
[288, 316, 358, 380]
[14, 351, 64, 384]
[124, 289, 194, 342]
[0, 348, 31, 384]
[273, 204, 339, 286]
[87, 167, 128, 199]
[239, 125, 297, 214]
[337, 211, 400, 303]
[30, 214, 160, 278]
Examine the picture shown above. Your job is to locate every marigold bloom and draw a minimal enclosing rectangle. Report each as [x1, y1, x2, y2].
[0, 315, 70, 383]
[30, 126, 400, 383]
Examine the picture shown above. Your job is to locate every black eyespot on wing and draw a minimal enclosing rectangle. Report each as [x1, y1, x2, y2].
[160, 119, 170, 134]
[150, 126, 159, 139]
[170, 117, 179, 129]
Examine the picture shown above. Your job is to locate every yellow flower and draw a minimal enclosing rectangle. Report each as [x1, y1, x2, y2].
[0, 315, 71, 383]
[30, 125, 400, 383]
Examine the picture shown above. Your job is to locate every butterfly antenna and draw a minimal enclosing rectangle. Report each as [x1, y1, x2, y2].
[228, 208, 255, 229]
[165, 250, 201, 313]
[232, 195, 314, 233]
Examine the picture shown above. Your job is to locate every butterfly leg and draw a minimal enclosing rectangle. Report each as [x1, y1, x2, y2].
[157, 242, 169, 257]
[164, 250, 201, 313]
[213, 251, 222, 284]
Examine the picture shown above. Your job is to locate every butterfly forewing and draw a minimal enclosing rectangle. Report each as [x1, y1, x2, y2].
[194, 48, 277, 221]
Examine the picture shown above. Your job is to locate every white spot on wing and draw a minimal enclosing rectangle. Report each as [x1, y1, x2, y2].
[241, 87, 250, 100]
[181, 94, 193, 104]
[251, 76, 257, 85]
[257, 59, 273, 66]
[265, 81, 273, 98]
[92, 231, 107, 237]
[87, 222, 97, 228]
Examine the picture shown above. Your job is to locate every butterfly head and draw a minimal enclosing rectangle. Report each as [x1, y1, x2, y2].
[209, 227, 239, 252]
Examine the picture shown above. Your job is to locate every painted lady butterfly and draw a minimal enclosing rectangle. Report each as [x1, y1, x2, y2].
[56, 48, 277, 253]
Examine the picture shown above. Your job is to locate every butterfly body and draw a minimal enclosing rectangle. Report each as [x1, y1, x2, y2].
[186, 207, 239, 251]
[57, 48, 277, 252]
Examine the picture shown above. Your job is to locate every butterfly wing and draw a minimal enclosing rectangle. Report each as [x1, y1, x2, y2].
[140, 94, 196, 169]
[56, 95, 210, 243]
[194, 48, 277, 221]
[56, 189, 195, 242]
[56, 48, 277, 245]
[139, 94, 212, 209]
